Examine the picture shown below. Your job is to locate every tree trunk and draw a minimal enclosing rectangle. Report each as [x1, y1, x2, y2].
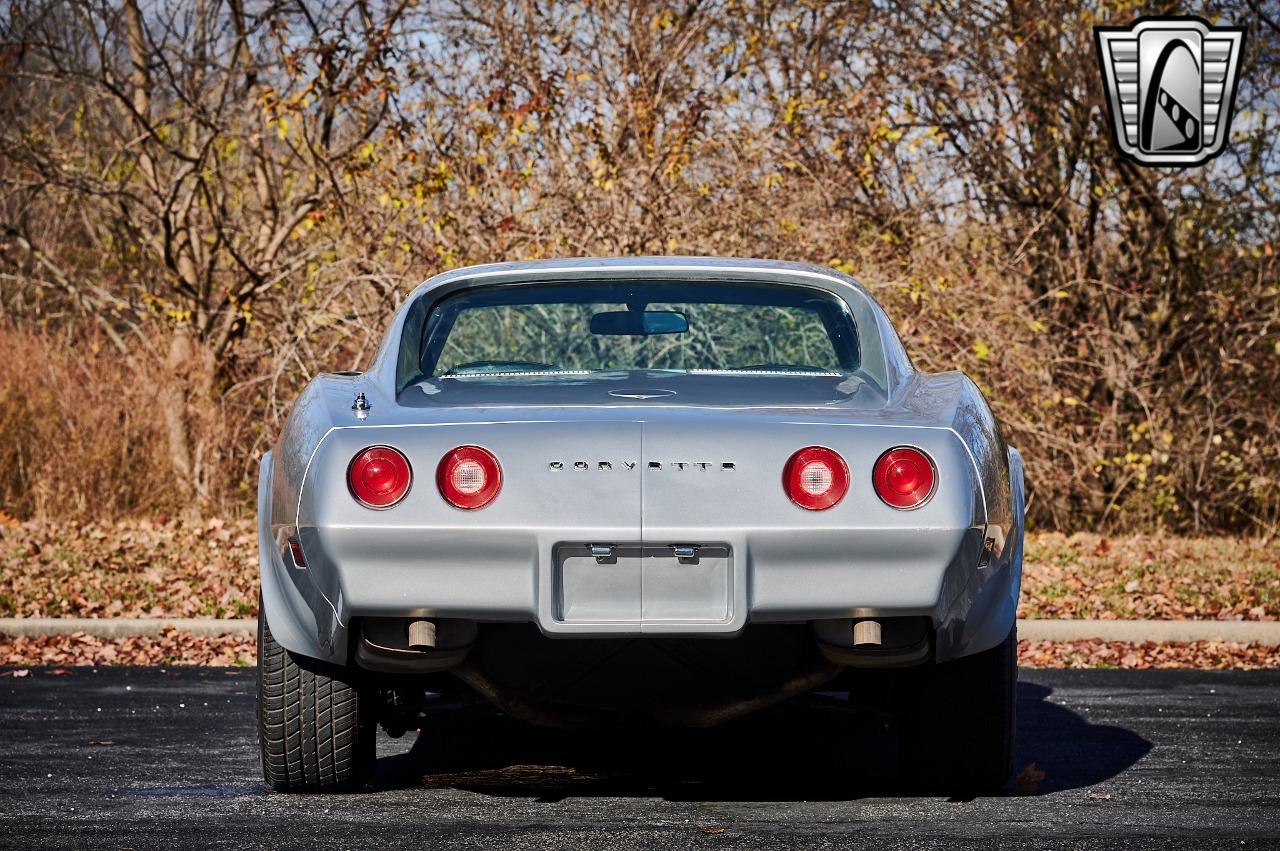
[158, 326, 216, 507]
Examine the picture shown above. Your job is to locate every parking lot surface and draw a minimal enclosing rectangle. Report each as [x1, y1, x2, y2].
[1, 667, 1277, 848]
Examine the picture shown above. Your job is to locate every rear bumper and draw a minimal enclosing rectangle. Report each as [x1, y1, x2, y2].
[259, 447, 1025, 667]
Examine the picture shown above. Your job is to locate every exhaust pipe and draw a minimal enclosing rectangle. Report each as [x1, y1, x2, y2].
[407, 619, 438, 650]
[853, 618, 882, 646]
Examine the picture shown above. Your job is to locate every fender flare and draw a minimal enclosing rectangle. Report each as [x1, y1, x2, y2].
[258, 451, 344, 663]
[939, 445, 1026, 661]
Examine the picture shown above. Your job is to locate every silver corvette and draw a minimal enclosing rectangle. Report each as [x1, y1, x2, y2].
[257, 257, 1026, 793]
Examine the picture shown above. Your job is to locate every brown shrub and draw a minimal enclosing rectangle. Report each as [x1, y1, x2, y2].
[0, 324, 237, 519]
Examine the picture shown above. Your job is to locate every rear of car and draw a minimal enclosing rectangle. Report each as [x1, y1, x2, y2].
[257, 259, 1025, 794]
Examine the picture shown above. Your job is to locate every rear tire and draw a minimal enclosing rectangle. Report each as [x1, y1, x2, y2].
[898, 627, 1017, 796]
[257, 609, 375, 792]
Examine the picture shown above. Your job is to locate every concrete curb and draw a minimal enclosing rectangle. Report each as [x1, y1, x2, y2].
[0, 618, 257, 638]
[1016, 618, 1280, 645]
[1, 617, 1278, 644]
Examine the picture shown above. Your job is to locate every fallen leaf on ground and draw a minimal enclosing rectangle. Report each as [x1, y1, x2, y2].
[1018, 639, 1280, 670]
[0, 628, 255, 667]
[1019, 532, 1278, 622]
[1016, 762, 1046, 793]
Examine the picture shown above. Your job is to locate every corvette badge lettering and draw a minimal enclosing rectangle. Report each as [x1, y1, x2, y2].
[548, 460, 735, 471]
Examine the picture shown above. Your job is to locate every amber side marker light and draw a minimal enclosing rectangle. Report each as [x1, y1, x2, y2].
[783, 446, 850, 510]
[437, 445, 502, 509]
[872, 446, 936, 509]
[348, 446, 413, 508]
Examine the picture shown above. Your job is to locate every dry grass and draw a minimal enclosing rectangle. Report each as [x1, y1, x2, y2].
[0, 324, 256, 520]
[0, 325, 209, 518]
[1018, 533, 1280, 621]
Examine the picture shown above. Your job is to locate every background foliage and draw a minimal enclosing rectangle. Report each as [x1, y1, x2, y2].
[0, 0, 1277, 532]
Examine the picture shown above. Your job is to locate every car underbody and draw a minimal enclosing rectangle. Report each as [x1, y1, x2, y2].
[363, 620, 928, 731]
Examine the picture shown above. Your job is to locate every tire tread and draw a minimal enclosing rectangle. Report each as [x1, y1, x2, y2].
[257, 610, 374, 792]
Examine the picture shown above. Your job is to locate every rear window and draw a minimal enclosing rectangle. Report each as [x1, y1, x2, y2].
[398, 281, 859, 389]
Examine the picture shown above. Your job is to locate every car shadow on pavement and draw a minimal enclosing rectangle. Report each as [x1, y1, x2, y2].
[1011, 681, 1152, 795]
[370, 680, 1151, 801]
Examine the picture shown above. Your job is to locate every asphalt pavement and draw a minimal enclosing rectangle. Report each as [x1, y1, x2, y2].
[1, 667, 1278, 849]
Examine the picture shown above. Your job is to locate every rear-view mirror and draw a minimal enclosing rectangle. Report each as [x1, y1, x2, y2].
[589, 310, 688, 336]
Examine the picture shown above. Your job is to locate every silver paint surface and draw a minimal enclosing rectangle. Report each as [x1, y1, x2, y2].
[258, 257, 1024, 665]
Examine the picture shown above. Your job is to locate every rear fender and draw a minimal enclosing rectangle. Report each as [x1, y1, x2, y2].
[936, 445, 1025, 661]
[258, 451, 346, 664]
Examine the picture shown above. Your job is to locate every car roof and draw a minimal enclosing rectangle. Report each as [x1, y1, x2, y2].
[404, 256, 874, 301]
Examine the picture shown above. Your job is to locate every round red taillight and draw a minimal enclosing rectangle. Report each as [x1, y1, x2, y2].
[348, 446, 412, 509]
[783, 446, 849, 511]
[872, 446, 936, 509]
[436, 445, 502, 510]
